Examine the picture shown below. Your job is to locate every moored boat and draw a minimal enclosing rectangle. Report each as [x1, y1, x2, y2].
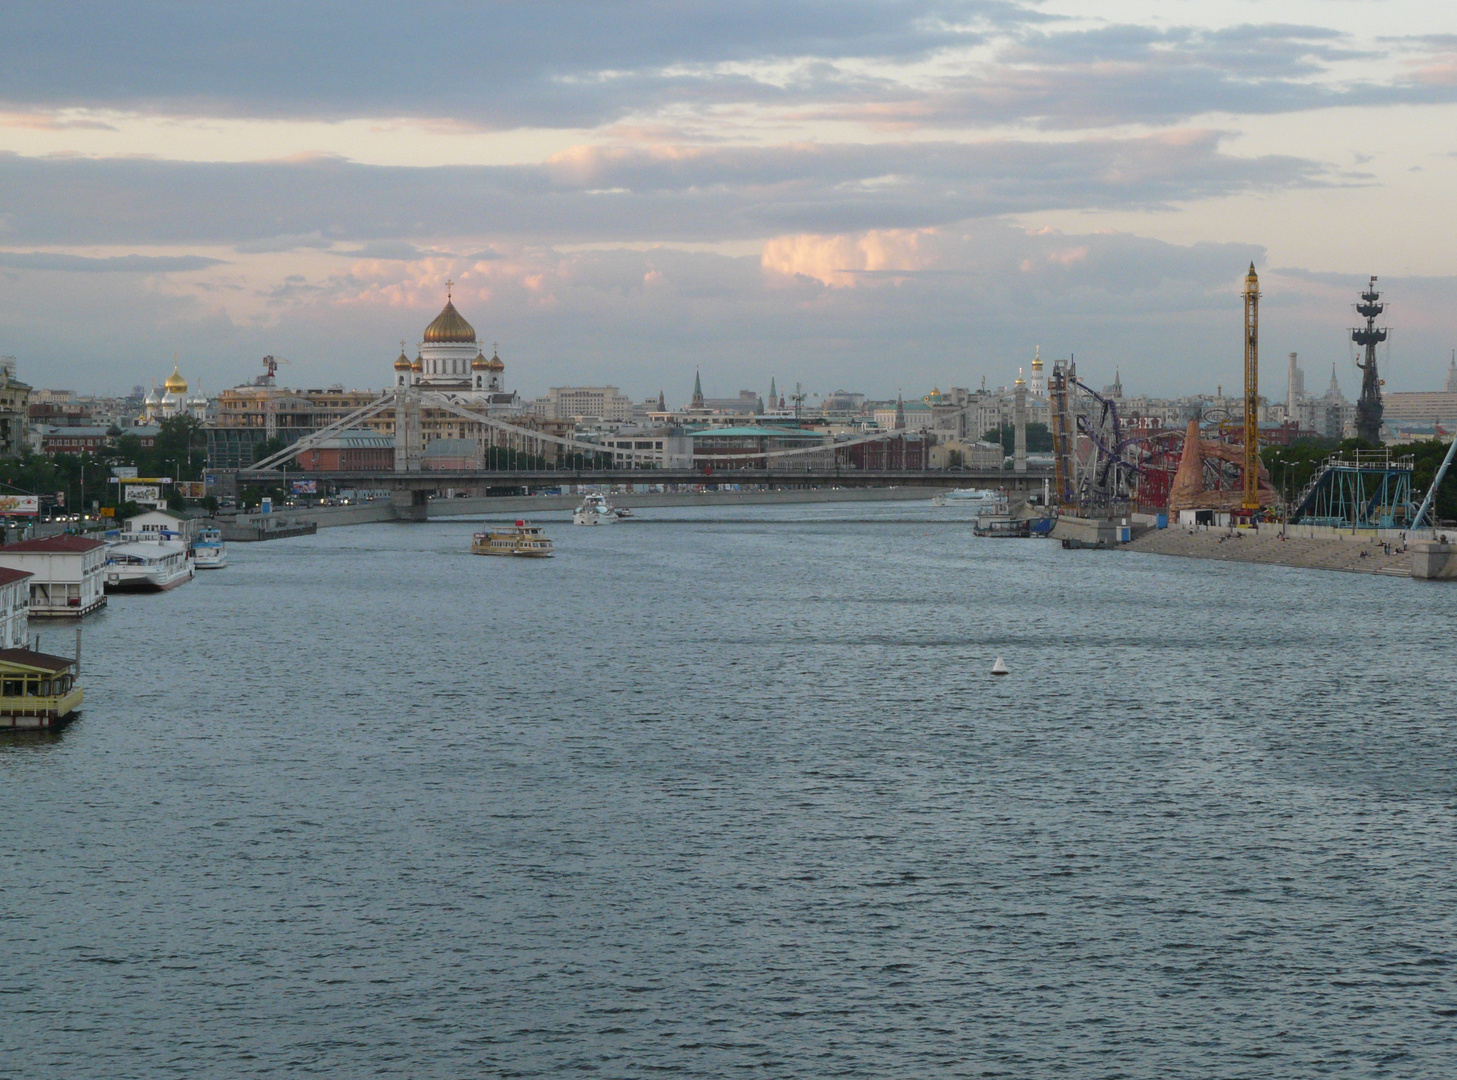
[0, 648, 83, 730]
[973, 515, 1031, 538]
[470, 521, 555, 558]
[104, 540, 195, 592]
[193, 526, 228, 569]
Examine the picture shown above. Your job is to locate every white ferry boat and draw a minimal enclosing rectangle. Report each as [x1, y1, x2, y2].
[193, 526, 227, 569]
[572, 492, 617, 526]
[945, 487, 1005, 503]
[470, 521, 555, 558]
[104, 540, 195, 592]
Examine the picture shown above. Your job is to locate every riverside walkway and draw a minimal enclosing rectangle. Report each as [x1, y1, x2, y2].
[1124, 528, 1413, 576]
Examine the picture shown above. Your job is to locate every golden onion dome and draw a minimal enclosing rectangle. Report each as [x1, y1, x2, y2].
[411, 354, 424, 373]
[486, 348, 505, 372]
[393, 351, 412, 371]
[423, 297, 477, 343]
[164, 363, 188, 394]
[471, 349, 489, 370]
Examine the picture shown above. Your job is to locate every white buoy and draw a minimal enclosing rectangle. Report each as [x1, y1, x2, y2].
[991, 656, 1009, 676]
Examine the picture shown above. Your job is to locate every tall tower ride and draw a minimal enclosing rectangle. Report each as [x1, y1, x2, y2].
[1242, 263, 1260, 511]
[1352, 276, 1387, 444]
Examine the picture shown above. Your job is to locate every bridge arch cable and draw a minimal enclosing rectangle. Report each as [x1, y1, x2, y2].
[244, 389, 913, 472]
[247, 393, 398, 471]
[418, 393, 907, 464]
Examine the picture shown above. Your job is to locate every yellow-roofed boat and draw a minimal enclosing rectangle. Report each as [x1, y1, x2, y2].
[0, 649, 83, 730]
[470, 521, 555, 558]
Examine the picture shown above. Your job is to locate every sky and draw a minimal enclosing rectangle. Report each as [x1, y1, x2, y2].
[4, 0, 1457, 403]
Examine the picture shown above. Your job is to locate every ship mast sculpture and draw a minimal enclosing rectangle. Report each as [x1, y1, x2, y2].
[1352, 276, 1387, 444]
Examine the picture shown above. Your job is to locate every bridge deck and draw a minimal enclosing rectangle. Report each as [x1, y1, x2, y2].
[231, 467, 1052, 489]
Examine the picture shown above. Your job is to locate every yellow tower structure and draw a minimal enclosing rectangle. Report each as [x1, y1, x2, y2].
[1243, 263, 1260, 511]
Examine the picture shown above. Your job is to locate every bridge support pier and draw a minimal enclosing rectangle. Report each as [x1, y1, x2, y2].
[391, 488, 430, 522]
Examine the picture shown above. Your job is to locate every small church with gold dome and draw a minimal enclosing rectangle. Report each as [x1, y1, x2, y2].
[142, 361, 209, 423]
[391, 284, 518, 411]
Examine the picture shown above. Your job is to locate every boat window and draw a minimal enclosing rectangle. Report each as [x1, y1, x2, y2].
[25, 679, 39, 696]
[2, 679, 20, 696]
[40, 679, 51, 696]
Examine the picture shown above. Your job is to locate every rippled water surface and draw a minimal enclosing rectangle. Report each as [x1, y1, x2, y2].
[4, 501, 1456, 1078]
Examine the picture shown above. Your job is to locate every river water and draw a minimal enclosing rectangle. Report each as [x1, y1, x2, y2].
[4, 500, 1455, 1078]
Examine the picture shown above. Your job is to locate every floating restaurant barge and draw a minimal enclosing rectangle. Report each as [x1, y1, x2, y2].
[0, 649, 83, 730]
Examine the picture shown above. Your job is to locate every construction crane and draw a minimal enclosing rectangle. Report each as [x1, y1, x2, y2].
[261, 354, 292, 382]
[789, 381, 810, 421]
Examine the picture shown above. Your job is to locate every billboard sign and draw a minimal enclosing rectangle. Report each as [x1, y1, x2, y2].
[126, 485, 161, 503]
[111, 466, 138, 479]
[291, 479, 318, 494]
[176, 481, 206, 499]
[0, 495, 39, 516]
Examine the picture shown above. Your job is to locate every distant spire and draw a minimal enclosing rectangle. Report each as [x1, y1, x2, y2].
[657, 388, 666, 411]
[770, 375, 777, 399]
[691, 368, 704, 409]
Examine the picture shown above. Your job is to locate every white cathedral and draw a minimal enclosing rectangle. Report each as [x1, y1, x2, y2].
[391, 284, 519, 410]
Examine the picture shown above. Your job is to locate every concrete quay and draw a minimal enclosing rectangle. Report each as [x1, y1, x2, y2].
[1123, 527, 1414, 577]
[219, 485, 949, 533]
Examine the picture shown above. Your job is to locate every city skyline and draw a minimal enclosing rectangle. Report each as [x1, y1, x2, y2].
[4, 1, 1457, 398]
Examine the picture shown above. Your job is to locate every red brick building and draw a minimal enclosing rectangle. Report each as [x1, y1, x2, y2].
[293, 430, 395, 471]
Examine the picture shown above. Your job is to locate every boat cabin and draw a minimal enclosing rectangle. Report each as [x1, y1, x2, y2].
[0, 535, 108, 618]
[0, 648, 83, 730]
[0, 567, 32, 648]
[124, 510, 197, 543]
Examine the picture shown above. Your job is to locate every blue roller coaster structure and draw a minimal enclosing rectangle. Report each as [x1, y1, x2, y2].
[1290, 449, 1413, 528]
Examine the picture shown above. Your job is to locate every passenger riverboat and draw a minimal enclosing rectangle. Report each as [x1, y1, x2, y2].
[470, 521, 555, 558]
[193, 526, 227, 569]
[104, 539, 195, 592]
[0, 649, 83, 730]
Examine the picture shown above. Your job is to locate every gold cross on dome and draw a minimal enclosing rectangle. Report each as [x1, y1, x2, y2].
[445, 278, 454, 299]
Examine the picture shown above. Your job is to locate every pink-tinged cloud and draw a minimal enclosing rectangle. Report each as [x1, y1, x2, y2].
[0, 110, 116, 131]
[761, 229, 938, 286]
[1409, 53, 1457, 87]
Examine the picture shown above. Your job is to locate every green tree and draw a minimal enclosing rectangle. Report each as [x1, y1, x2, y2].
[252, 436, 298, 470]
[983, 423, 1053, 455]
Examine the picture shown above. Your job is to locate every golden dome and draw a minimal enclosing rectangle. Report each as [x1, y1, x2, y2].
[411, 354, 424, 373]
[393, 350, 412, 371]
[423, 297, 476, 343]
[164, 363, 188, 395]
[486, 348, 505, 372]
[471, 350, 489, 371]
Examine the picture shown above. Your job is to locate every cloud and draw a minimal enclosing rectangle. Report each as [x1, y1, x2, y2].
[0, 250, 225, 272]
[0, 4, 1449, 135]
[8, 223, 1457, 404]
[0, 0, 1022, 126]
[0, 135, 1327, 248]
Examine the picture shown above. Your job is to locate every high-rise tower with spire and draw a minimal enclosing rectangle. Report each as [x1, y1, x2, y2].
[691, 369, 705, 410]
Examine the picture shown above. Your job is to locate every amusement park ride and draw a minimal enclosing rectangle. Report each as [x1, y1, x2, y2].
[1049, 268, 1417, 529]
